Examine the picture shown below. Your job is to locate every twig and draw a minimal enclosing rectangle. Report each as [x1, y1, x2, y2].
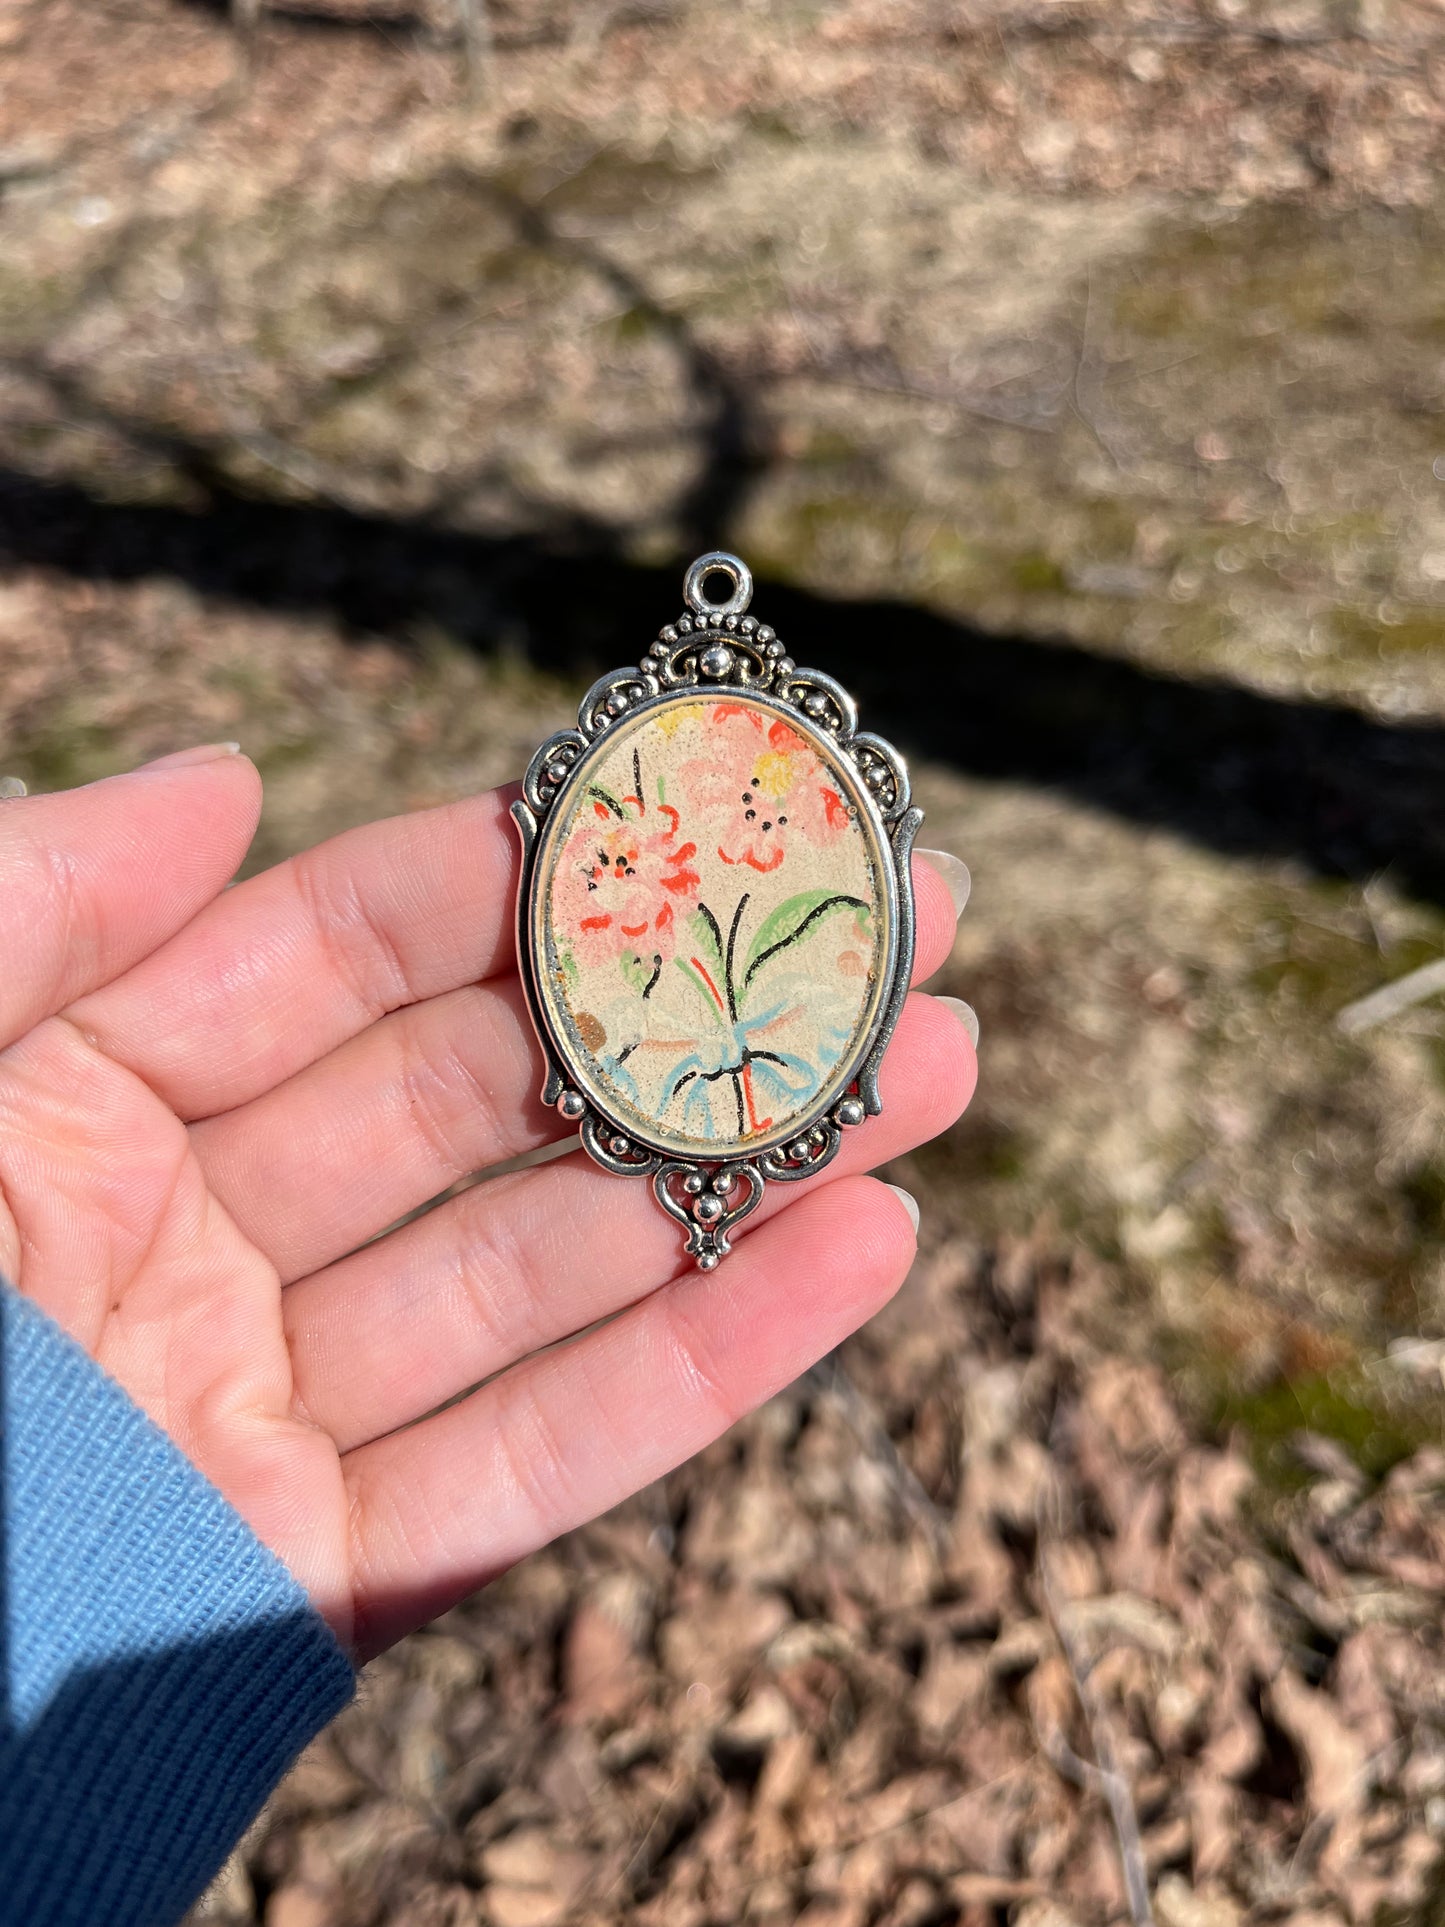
[1336, 958, 1445, 1036]
[813, 361, 1060, 433]
[1071, 261, 1132, 474]
[805, 1354, 951, 1556]
[591, 1763, 692, 1909]
[231, 428, 352, 505]
[231, 0, 262, 80]
[1287, 1739, 1404, 1881]
[1037, 1545, 1156, 1927]
[568, 1, 616, 54]
[453, 0, 492, 87]
[708, 1761, 1041, 1913]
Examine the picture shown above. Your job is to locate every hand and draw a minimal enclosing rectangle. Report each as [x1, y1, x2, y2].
[0, 746, 975, 1659]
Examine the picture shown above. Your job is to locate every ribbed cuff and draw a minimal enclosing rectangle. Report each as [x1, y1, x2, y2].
[1, 1283, 355, 1927]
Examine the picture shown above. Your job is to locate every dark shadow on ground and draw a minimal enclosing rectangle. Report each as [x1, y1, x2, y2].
[172, 0, 633, 51]
[174, 0, 438, 31]
[2, 466, 1442, 907]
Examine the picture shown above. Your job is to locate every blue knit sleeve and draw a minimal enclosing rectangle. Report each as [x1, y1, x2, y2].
[1, 1282, 356, 1927]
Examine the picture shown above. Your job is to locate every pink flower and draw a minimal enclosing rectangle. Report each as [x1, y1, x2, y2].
[681, 704, 852, 872]
[553, 796, 699, 967]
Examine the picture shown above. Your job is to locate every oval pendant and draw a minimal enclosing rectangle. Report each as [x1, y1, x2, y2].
[513, 553, 920, 1268]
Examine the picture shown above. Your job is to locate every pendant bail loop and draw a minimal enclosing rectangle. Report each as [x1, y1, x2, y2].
[683, 551, 754, 620]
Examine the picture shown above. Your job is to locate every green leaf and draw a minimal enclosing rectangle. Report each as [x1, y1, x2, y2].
[618, 949, 653, 993]
[742, 890, 870, 990]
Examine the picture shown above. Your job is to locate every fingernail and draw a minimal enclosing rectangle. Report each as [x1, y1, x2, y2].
[0, 775, 28, 800]
[884, 1183, 920, 1236]
[137, 743, 243, 772]
[937, 995, 979, 1049]
[917, 848, 971, 919]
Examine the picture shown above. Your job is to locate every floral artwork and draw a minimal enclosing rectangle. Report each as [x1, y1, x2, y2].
[536, 697, 890, 1158]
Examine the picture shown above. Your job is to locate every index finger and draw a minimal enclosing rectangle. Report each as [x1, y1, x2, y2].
[0, 752, 261, 1055]
[68, 786, 520, 1120]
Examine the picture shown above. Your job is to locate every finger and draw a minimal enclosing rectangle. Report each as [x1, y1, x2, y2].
[344, 1172, 917, 1654]
[285, 989, 975, 1451]
[190, 975, 550, 1282]
[66, 785, 521, 1121]
[0, 750, 260, 1054]
[911, 848, 963, 984]
[193, 851, 963, 1282]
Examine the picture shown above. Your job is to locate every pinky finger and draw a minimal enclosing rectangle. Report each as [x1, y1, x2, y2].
[342, 1175, 917, 1658]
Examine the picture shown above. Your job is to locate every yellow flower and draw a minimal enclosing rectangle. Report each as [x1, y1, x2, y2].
[653, 701, 704, 740]
[751, 749, 795, 800]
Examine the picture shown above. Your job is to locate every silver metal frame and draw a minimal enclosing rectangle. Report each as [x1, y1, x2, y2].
[512, 552, 921, 1269]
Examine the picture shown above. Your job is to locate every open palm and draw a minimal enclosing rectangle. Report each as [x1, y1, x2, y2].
[0, 746, 974, 1660]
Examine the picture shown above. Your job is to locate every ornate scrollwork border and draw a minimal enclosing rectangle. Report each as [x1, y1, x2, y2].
[513, 554, 921, 1268]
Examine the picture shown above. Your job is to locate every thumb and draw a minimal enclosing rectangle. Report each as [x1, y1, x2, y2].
[0, 745, 262, 1053]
